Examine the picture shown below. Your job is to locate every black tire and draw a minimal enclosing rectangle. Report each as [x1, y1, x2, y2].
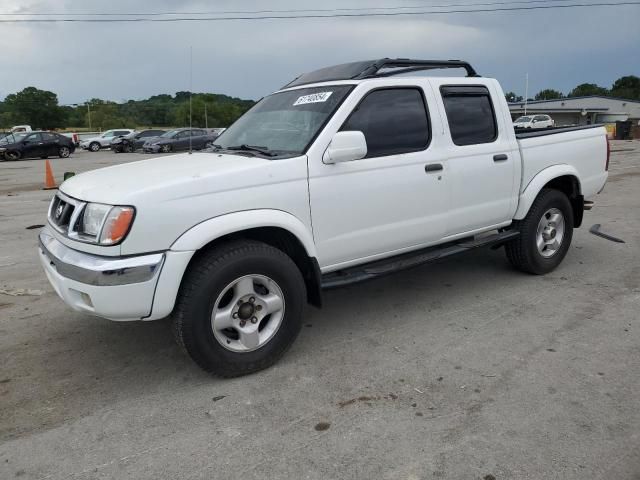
[89, 142, 100, 152]
[505, 188, 574, 275]
[172, 240, 306, 377]
[58, 146, 70, 158]
[125, 144, 134, 153]
[4, 150, 21, 161]
[40, 155, 48, 159]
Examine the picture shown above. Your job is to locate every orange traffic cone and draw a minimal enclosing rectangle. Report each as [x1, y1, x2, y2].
[43, 159, 57, 190]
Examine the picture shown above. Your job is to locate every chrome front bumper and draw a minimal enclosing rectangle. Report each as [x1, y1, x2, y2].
[38, 230, 165, 321]
[39, 231, 163, 286]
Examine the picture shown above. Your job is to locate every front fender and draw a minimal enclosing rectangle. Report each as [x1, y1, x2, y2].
[514, 164, 580, 220]
[170, 209, 317, 258]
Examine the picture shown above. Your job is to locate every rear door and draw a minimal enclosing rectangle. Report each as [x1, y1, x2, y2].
[191, 129, 206, 148]
[41, 132, 60, 156]
[308, 84, 448, 268]
[433, 82, 516, 236]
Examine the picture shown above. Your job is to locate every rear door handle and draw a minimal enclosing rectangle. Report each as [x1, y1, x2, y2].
[425, 163, 443, 173]
[493, 154, 508, 162]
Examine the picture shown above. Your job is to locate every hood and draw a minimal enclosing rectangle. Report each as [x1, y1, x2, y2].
[60, 151, 274, 204]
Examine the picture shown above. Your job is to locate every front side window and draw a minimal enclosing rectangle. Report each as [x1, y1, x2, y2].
[340, 88, 430, 158]
[441, 86, 498, 146]
[214, 85, 353, 158]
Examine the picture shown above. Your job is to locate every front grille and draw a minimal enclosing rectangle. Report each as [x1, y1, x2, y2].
[49, 195, 75, 231]
[48, 192, 87, 239]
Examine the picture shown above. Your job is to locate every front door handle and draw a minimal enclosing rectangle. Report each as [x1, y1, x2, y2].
[425, 163, 443, 173]
[493, 154, 508, 162]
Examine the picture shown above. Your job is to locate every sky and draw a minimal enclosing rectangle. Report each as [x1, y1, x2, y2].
[0, 0, 639, 104]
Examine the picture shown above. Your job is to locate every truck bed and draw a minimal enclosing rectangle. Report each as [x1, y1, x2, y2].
[516, 124, 608, 200]
[514, 124, 603, 139]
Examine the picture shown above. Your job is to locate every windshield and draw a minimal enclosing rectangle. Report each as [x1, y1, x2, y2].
[214, 85, 353, 158]
[0, 132, 28, 144]
[515, 116, 532, 123]
[160, 129, 180, 138]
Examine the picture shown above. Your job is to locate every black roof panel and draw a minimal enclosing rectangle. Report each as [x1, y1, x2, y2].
[283, 58, 479, 88]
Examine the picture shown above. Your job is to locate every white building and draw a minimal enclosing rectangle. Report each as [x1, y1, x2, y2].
[509, 96, 640, 127]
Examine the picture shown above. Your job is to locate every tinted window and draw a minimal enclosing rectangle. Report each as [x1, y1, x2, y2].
[25, 133, 42, 142]
[441, 86, 497, 146]
[341, 88, 430, 158]
[41, 132, 58, 142]
[142, 130, 163, 137]
[192, 129, 205, 136]
[533, 115, 546, 121]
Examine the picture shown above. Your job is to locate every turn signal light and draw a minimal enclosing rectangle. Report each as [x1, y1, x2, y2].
[99, 207, 135, 245]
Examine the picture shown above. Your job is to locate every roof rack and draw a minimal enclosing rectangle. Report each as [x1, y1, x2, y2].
[283, 58, 479, 88]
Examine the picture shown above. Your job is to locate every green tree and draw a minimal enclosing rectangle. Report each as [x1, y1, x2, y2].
[505, 91, 523, 103]
[3, 86, 65, 129]
[568, 83, 609, 97]
[610, 75, 640, 100]
[534, 89, 564, 101]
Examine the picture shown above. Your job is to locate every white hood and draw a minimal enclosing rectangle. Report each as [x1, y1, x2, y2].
[60, 152, 270, 204]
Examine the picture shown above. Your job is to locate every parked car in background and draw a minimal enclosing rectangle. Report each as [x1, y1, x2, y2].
[142, 128, 219, 153]
[61, 132, 81, 147]
[80, 129, 134, 152]
[10, 125, 33, 133]
[111, 129, 167, 153]
[513, 115, 555, 129]
[0, 131, 75, 160]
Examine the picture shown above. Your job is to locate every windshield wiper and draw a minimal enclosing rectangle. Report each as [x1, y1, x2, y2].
[226, 144, 277, 157]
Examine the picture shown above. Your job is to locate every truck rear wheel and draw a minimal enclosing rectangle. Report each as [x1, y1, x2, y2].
[505, 188, 574, 274]
[172, 240, 305, 377]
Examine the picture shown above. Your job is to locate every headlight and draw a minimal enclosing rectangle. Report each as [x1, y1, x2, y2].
[79, 203, 135, 245]
[82, 203, 111, 236]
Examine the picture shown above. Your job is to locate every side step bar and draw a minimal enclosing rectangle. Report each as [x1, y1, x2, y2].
[321, 230, 519, 289]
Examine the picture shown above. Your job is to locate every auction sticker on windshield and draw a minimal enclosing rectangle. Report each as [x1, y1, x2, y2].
[293, 92, 333, 106]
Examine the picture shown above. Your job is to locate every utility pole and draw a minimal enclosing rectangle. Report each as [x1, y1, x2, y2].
[524, 73, 529, 116]
[189, 46, 193, 154]
[86, 103, 92, 131]
[204, 103, 208, 129]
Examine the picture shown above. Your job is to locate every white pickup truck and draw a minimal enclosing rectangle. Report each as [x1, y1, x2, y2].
[39, 59, 609, 377]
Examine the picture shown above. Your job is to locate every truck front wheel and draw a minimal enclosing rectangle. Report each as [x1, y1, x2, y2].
[505, 188, 574, 275]
[172, 240, 305, 377]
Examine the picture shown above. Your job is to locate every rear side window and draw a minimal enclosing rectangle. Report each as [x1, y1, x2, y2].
[42, 132, 57, 141]
[341, 88, 430, 158]
[441, 86, 497, 146]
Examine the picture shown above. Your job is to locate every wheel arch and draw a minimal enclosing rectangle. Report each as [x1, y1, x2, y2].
[171, 210, 322, 308]
[514, 166, 584, 227]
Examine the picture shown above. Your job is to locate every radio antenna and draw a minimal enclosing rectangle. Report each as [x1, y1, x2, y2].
[189, 46, 193, 154]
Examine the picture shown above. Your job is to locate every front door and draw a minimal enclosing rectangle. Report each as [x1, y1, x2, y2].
[21, 133, 44, 158]
[308, 85, 448, 269]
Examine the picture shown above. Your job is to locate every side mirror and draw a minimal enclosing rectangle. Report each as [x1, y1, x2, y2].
[323, 131, 367, 164]
[532, 119, 538, 123]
